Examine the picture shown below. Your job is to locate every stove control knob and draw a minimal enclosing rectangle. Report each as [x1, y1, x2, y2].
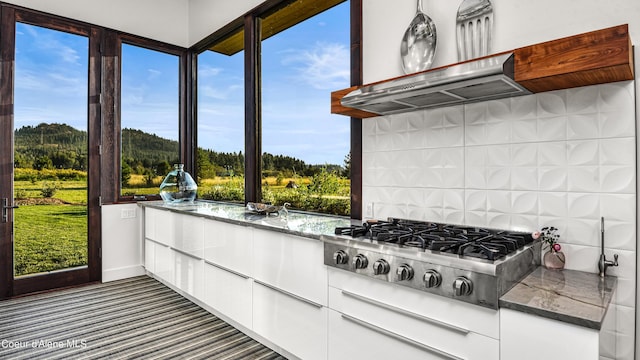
[333, 250, 349, 265]
[453, 277, 473, 296]
[423, 270, 442, 288]
[352, 254, 369, 269]
[372, 259, 390, 275]
[396, 264, 414, 281]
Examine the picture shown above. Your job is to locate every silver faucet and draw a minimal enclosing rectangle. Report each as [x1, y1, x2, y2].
[280, 203, 291, 220]
[598, 217, 618, 277]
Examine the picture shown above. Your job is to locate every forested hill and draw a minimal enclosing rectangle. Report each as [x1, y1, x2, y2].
[13, 123, 344, 177]
[121, 128, 179, 166]
[14, 123, 180, 171]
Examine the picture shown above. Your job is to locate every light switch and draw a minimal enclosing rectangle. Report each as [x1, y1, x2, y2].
[121, 208, 136, 219]
[365, 202, 374, 218]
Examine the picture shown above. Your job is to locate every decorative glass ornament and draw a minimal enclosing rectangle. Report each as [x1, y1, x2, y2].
[159, 164, 197, 203]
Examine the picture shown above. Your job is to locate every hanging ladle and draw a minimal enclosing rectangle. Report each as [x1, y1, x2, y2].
[400, 0, 437, 74]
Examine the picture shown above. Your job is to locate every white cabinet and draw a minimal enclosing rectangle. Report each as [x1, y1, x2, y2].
[500, 308, 599, 360]
[328, 268, 499, 338]
[328, 268, 499, 360]
[252, 229, 327, 306]
[201, 219, 253, 329]
[174, 251, 204, 300]
[144, 239, 155, 273]
[204, 220, 252, 277]
[154, 242, 174, 285]
[174, 213, 204, 258]
[203, 263, 252, 330]
[329, 309, 456, 360]
[253, 281, 327, 360]
[145, 208, 174, 247]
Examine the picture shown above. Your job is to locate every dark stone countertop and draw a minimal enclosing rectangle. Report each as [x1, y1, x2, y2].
[138, 200, 357, 241]
[499, 266, 617, 330]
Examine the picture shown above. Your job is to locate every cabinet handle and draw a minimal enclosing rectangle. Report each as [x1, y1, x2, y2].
[146, 238, 170, 248]
[172, 247, 204, 261]
[204, 260, 250, 280]
[341, 313, 465, 360]
[254, 280, 323, 308]
[341, 290, 469, 335]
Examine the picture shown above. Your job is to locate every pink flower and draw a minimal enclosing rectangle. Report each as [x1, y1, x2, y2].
[552, 243, 561, 252]
[532, 231, 541, 240]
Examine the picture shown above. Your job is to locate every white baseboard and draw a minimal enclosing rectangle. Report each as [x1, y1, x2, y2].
[102, 265, 146, 282]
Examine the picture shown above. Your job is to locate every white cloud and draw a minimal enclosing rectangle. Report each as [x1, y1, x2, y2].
[200, 84, 242, 100]
[198, 65, 223, 77]
[147, 69, 161, 80]
[21, 23, 81, 64]
[281, 42, 349, 90]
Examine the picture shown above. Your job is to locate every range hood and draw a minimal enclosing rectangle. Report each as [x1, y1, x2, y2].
[340, 53, 531, 115]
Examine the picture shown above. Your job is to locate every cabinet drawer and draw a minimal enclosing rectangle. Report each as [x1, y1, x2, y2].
[154, 243, 174, 285]
[329, 309, 463, 360]
[174, 214, 204, 258]
[253, 229, 327, 305]
[145, 208, 174, 247]
[253, 282, 327, 360]
[500, 308, 599, 360]
[328, 268, 498, 338]
[203, 263, 252, 329]
[329, 286, 498, 360]
[174, 251, 204, 300]
[204, 220, 252, 277]
[144, 239, 155, 274]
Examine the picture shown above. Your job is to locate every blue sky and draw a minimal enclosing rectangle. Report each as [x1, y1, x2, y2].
[15, 23, 88, 132]
[14, 1, 350, 165]
[198, 1, 351, 165]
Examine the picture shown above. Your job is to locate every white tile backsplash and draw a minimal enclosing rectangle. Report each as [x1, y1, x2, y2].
[361, 82, 636, 355]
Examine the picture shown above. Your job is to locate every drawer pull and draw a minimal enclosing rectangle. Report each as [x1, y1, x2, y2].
[341, 290, 469, 335]
[254, 280, 323, 308]
[341, 313, 465, 360]
[172, 247, 204, 260]
[145, 238, 170, 248]
[204, 260, 250, 279]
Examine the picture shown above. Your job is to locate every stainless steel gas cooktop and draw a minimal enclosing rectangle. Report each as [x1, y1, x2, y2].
[325, 218, 541, 309]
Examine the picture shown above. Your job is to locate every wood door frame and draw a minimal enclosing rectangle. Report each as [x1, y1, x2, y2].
[0, 5, 102, 298]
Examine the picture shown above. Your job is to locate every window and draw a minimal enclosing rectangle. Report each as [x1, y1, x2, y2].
[261, 1, 351, 215]
[195, 0, 358, 216]
[196, 35, 245, 203]
[120, 42, 180, 197]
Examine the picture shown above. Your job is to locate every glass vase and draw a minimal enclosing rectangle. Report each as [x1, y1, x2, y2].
[543, 250, 566, 270]
[159, 164, 197, 204]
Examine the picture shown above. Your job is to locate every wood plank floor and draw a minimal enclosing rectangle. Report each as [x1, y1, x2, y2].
[0, 276, 287, 360]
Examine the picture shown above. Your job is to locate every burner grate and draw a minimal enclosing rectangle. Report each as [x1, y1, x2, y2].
[335, 218, 537, 262]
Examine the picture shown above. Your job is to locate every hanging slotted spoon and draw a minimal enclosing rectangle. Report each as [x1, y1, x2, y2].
[400, 0, 437, 74]
[456, 0, 493, 61]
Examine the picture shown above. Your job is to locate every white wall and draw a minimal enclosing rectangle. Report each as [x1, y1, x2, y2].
[2, 0, 189, 47]
[101, 203, 145, 282]
[362, 0, 640, 83]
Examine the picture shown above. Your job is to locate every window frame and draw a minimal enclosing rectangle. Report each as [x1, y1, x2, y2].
[114, 33, 189, 203]
[0, 4, 103, 296]
[191, 0, 363, 219]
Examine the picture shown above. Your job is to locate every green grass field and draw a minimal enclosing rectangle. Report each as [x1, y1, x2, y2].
[13, 180, 88, 277]
[13, 204, 88, 277]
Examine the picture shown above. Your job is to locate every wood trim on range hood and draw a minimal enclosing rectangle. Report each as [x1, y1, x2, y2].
[331, 24, 634, 118]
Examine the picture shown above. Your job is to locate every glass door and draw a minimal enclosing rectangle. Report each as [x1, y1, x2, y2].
[13, 22, 89, 279]
[0, 8, 101, 297]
